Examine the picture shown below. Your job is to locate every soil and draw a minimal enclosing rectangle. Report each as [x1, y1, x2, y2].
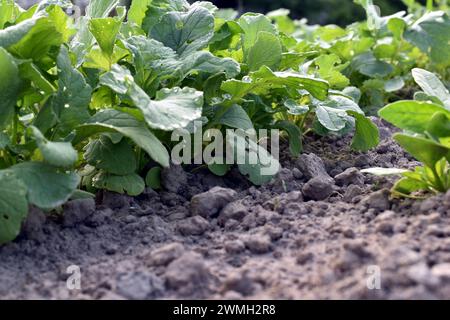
[1, 118, 450, 300]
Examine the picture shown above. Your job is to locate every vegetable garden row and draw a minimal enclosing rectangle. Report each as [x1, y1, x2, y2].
[0, 0, 449, 244]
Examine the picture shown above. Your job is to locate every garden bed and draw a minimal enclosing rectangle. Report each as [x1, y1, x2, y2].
[1, 118, 450, 300]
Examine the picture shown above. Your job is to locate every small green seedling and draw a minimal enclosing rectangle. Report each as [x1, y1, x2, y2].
[365, 69, 450, 196]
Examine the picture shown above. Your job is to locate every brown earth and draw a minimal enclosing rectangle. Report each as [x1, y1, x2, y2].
[1, 118, 450, 300]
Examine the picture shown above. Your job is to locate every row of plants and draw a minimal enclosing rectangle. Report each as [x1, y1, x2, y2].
[0, 0, 448, 243]
[365, 68, 450, 196]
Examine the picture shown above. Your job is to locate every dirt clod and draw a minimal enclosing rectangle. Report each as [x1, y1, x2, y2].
[116, 272, 164, 300]
[147, 243, 184, 266]
[244, 234, 272, 254]
[335, 167, 365, 186]
[62, 199, 95, 227]
[177, 216, 210, 236]
[302, 176, 334, 201]
[165, 252, 212, 296]
[190, 187, 237, 218]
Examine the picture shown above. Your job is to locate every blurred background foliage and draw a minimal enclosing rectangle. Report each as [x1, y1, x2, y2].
[18, 0, 431, 25]
[212, 0, 407, 25]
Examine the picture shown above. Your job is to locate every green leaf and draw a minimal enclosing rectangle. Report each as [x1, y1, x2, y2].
[10, 162, 80, 210]
[128, 0, 152, 26]
[284, 99, 309, 115]
[379, 101, 450, 134]
[238, 13, 277, 57]
[427, 112, 450, 138]
[218, 104, 254, 130]
[247, 31, 282, 71]
[147, 86, 203, 130]
[89, 18, 121, 58]
[93, 171, 145, 196]
[74, 109, 170, 168]
[0, 0, 18, 30]
[321, 94, 364, 113]
[18, 61, 56, 95]
[176, 51, 240, 79]
[351, 52, 393, 77]
[208, 163, 231, 176]
[125, 36, 240, 82]
[101, 65, 203, 131]
[394, 133, 449, 168]
[145, 167, 162, 190]
[10, 6, 73, 64]
[0, 47, 20, 129]
[84, 45, 129, 71]
[384, 77, 405, 93]
[150, 6, 214, 56]
[70, 189, 95, 200]
[315, 54, 350, 89]
[53, 46, 92, 136]
[388, 17, 406, 40]
[86, 0, 120, 18]
[71, 0, 120, 64]
[347, 111, 380, 151]
[204, 72, 227, 103]
[0, 132, 10, 150]
[405, 11, 450, 66]
[142, 0, 189, 33]
[31, 126, 77, 168]
[315, 105, 348, 131]
[342, 87, 361, 103]
[393, 176, 429, 195]
[221, 66, 329, 101]
[412, 68, 450, 109]
[273, 120, 303, 156]
[0, 15, 41, 48]
[84, 135, 137, 175]
[0, 170, 28, 244]
[414, 92, 444, 106]
[226, 130, 280, 185]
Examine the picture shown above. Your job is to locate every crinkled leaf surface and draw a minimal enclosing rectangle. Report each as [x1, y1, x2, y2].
[247, 31, 282, 71]
[221, 66, 329, 100]
[84, 135, 137, 175]
[75, 109, 170, 168]
[150, 6, 214, 56]
[93, 171, 145, 196]
[101, 65, 203, 131]
[53, 46, 92, 136]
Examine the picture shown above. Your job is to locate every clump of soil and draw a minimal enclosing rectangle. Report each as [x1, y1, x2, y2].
[1, 118, 450, 300]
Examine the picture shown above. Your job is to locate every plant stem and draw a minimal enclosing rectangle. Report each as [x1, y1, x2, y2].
[12, 112, 18, 145]
[299, 108, 312, 133]
[431, 165, 446, 192]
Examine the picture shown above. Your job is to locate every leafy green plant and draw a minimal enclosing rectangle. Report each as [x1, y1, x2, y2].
[364, 68, 450, 196]
[7, 0, 445, 244]
[269, 0, 450, 113]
